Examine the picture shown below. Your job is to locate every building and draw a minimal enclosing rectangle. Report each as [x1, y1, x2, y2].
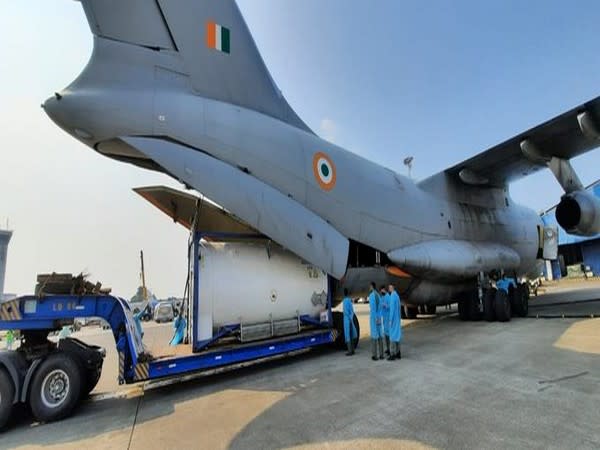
[541, 181, 600, 279]
[0, 229, 13, 299]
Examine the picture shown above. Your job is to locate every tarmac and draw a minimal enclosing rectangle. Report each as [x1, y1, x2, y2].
[2, 280, 600, 450]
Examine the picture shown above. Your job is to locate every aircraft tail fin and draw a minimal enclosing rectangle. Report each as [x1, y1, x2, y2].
[79, 0, 312, 133]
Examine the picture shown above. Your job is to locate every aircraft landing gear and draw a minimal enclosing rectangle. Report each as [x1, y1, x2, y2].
[512, 284, 529, 317]
[483, 288, 496, 322]
[405, 306, 418, 320]
[458, 290, 481, 321]
[494, 289, 511, 322]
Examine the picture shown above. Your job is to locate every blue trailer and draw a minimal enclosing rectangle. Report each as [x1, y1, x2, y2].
[0, 229, 355, 428]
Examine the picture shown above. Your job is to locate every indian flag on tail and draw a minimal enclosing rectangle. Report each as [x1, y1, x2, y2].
[206, 21, 230, 54]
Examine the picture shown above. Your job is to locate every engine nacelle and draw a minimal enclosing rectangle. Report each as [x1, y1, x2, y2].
[556, 191, 600, 236]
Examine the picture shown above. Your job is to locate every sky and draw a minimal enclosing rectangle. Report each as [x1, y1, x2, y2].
[1, 1, 599, 297]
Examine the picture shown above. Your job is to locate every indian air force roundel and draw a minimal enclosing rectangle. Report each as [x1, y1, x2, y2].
[313, 152, 337, 191]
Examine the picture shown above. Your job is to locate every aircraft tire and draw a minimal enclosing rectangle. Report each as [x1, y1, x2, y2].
[514, 284, 529, 317]
[494, 289, 511, 322]
[483, 288, 496, 322]
[458, 300, 469, 321]
[425, 305, 437, 315]
[405, 306, 418, 320]
[467, 291, 482, 321]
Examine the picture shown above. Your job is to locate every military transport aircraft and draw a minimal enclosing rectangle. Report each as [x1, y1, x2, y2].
[43, 0, 600, 322]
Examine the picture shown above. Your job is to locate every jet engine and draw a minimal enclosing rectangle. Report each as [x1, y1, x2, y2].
[556, 191, 600, 236]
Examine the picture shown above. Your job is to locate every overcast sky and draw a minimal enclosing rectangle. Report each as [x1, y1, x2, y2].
[1, 1, 599, 297]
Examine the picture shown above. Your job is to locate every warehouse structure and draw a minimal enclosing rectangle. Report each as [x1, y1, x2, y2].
[542, 180, 600, 279]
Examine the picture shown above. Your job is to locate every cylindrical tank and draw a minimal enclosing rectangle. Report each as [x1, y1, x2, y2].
[196, 241, 328, 338]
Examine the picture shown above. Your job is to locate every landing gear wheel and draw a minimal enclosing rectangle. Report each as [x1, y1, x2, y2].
[0, 368, 15, 430]
[513, 284, 529, 317]
[331, 312, 360, 350]
[466, 290, 482, 321]
[29, 353, 83, 423]
[494, 289, 511, 322]
[425, 305, 437, 315]
[401, 307, 407, 319]
[483, 288, 496, 322]
[458, 300, 469, 321]
[405, 306, 418, 319]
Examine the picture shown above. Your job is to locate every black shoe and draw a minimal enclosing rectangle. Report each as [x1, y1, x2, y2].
[372, 356, 378, 361]
[346, 352, 353, 356]
[397, 352, 402, 360]
[387, 355, 396, 361]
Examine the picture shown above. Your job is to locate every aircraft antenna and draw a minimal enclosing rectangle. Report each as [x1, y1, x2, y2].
[403, 156, 414, 179]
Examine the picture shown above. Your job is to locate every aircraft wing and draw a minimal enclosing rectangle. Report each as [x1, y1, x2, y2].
[442, 96, 600, 187]
[133, 185, 266, 240]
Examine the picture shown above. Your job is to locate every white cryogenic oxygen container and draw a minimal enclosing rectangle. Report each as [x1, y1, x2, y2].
[195, 241, 329, 341]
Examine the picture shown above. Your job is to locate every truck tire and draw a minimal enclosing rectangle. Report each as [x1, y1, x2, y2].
[29, 353, 82, 423]
[0, 368, 15, 430]
[84, 367, 102, 396]
[483, 288, 496, 322]
[494, 289, 511, 322]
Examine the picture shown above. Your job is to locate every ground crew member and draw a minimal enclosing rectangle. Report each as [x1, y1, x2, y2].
[342, 288, 357, 356]
[388, 284, 402, 360]
[6, 330, 14, 350]
[368, 282, 383, 360]
[380, 285, 391, 357]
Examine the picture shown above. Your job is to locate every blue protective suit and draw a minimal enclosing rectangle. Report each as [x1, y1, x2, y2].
[368, 290, 382, 339]
[381, 293, 391, 336]
[342, 297, 357, 343]
[388, 290, 402, 343]
[170, 315, 187, 346]
[133, 309, 145, 339]
[496, 278, 516, 294]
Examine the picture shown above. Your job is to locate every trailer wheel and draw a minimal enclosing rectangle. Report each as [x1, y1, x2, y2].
[494, 289, 511, 322]
[331, 312, 360, 350]
[0, 368, 15, 430]
[29, 353, 82, 423]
